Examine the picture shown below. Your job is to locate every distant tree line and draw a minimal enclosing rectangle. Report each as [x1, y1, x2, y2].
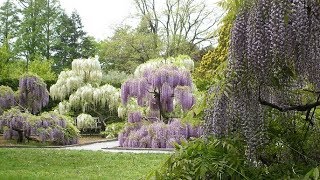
[0, 0, 97, 75]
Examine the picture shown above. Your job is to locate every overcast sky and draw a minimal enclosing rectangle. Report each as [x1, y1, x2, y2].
[0, 0, 221, 41]
[60, 0, 137, 40]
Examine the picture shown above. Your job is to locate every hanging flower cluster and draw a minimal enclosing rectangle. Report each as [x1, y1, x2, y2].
[206, 0, 320, 162]
[19, 75, 49, 115]
[50, 57, 103, 101]
[0, 86, 15, 115]
[119, 119, 203, 148]
[50, 71, 83, 100]
[0, 108, 79, 145]
[69, 84, 120, 113]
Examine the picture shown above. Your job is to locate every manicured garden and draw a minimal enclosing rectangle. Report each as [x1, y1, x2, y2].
[1, 0, 320, 179]
[0, 149, 169, 179]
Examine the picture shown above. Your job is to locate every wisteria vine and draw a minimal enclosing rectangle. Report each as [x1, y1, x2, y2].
[206, 0, 320, 162]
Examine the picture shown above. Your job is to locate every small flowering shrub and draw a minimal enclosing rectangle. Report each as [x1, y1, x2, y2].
[120, 56, 199, 121]
[0, 108, 79, 145]
[0, 75, 49, 116]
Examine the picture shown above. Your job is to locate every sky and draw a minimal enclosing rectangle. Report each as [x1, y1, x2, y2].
[59, 0, 137, 40]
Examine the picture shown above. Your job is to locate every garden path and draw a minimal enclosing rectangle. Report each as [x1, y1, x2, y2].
[64, 141, 173, 154]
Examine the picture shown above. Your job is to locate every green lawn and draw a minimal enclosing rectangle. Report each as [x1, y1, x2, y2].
[0, 149, 169, 179]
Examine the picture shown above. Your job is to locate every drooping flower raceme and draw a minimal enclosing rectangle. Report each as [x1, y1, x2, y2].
[118, 119, 203, 148]
[206, 0, 320, 162]
[50, 57, 103, 101]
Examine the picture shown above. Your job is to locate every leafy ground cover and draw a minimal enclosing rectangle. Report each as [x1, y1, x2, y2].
[0, 149, 169, 179]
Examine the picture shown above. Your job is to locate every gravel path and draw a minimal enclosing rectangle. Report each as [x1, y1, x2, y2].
[64, 141, 173, 154]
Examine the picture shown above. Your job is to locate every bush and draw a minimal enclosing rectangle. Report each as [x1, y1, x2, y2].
[149, 135, 320, 179]
[148, 136, 253, 179]
[76, 113, 99, 134]
[100, 122, 125, 138]
[0, 108, 79, 145]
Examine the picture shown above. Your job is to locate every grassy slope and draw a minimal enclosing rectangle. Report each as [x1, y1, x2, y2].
[0, 149, 169, 179]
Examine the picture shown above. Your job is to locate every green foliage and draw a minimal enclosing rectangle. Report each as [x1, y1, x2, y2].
[100, 122, 125, 139]
[28, 58, 57, 81]
[149, 137, 252, 180]
[149, 134, 320, 179]
[304, 167, 320, 180]
[98, 25, 161, 73]
[193, 0, 241, 91]
[102, 70, 131, 88]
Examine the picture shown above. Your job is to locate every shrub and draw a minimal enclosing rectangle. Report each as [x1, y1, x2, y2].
[148, 137, 253, 179]
[0, 108, 79, 145]
[100, 122, 125, 138]
[76, 113, 97, 131]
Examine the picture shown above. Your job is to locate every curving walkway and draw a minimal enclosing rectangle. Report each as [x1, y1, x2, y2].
[64, 141, 173, 154]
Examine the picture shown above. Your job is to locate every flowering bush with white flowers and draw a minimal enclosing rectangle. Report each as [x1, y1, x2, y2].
[50, 57, 121, 131]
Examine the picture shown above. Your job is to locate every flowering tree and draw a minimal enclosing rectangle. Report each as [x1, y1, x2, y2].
[120, 56, 196, 122]
[50, 57, 121, 130]
[206, 0, 320, 162]
[19, 74, 49, 114]
[119, 56, 204, 148]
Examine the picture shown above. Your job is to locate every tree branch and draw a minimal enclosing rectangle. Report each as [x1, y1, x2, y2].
[258, 86, 317, 126]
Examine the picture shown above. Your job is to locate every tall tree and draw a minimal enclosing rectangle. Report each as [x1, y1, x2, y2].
[0, 0, 20, 61]
[53, 11, 95, 73]
[16, 0, 46, 64]
[98, 25, 161, 73]
[81, 36, 97, 59]
[134, 0, 220, 57]
[43, 0, 61, 60]
[15, 0, 62, 70]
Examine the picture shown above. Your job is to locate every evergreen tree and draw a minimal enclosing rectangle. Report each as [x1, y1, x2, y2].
[53, 11, 95, 73]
